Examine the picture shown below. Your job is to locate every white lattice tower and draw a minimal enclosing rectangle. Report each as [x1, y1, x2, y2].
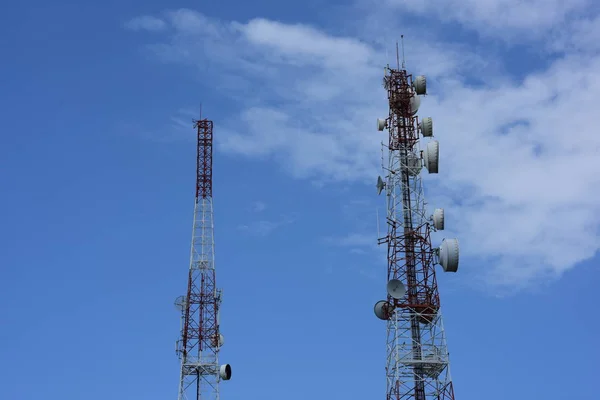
[175, 118, 231, 400]
[374, 62, 460, 400]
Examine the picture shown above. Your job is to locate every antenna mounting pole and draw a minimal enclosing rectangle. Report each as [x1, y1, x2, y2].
[401, 35, 406, 69]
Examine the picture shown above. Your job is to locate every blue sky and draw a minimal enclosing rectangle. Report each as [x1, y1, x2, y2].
[1, 0, 600, 399]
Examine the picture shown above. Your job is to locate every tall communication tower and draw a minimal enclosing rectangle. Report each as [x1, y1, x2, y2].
[174, 116, 232, 400]
[373, 41, 460, 400]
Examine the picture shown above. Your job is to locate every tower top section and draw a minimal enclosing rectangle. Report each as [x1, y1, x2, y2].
[194, 118, 213, 199]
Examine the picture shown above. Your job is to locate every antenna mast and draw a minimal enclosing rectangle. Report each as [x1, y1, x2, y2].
[374, 40, 460, 400]
[175, 114, 232, 400]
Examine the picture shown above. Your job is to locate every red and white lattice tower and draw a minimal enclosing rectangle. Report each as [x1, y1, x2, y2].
[373, 45, 460, 400]
[175, 116, 232, 400]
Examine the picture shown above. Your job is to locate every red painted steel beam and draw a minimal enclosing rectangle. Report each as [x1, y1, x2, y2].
[195, 119, 213, 199]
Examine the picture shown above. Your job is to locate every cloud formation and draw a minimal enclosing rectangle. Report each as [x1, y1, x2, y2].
[384, 0, 592, 41]
[125, 6, 600, 292]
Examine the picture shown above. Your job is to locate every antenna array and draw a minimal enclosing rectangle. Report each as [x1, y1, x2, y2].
[373, 43, 460, 400]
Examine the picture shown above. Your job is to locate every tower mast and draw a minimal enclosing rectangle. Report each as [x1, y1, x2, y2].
[175, 116, 232, 400]
[373, 41, 460, 400]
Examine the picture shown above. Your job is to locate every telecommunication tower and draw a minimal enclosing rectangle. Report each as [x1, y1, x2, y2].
[174, 115, 232, 400]
[373, 41, 460, 400]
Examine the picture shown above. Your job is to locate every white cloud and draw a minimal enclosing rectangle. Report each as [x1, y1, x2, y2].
[126, 6, 600, 292]
[383, 0, 593, 40]
[422, 53, 600, 288]
[236, 18, 375, 70]
[124, 16, 167, 32]
[550, 13, 600, 54]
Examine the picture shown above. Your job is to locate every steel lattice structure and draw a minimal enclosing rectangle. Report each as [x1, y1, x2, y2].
[375, 61, 458, 400]
[175, 117, 231, 400]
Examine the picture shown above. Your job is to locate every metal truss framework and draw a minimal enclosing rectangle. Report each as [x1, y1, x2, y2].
[176, 119, 223, 400]
[379, 67, 456, 400]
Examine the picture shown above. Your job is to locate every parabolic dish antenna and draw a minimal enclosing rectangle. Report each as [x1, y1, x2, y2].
[410, 95, 421, 115]
[374, 300, 393, 320]
[439, 238, 459, 273]
[420, 117, 433, 137]
[376, 176, 386, 195]
[387, 279, 406, 299]
[174, 296, 187, 312]
[413, 75, 427, 95]
[432, 208, 444, 230]
[219, 334, 225, 347]
[377, 118, 387, 131]
[423, 140, 439, 174]
[219, 364, 232, 380]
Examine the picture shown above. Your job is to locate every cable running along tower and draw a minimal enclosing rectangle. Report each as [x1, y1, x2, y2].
[373, 42, 460, 400]
[175, 115, 232, 400]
